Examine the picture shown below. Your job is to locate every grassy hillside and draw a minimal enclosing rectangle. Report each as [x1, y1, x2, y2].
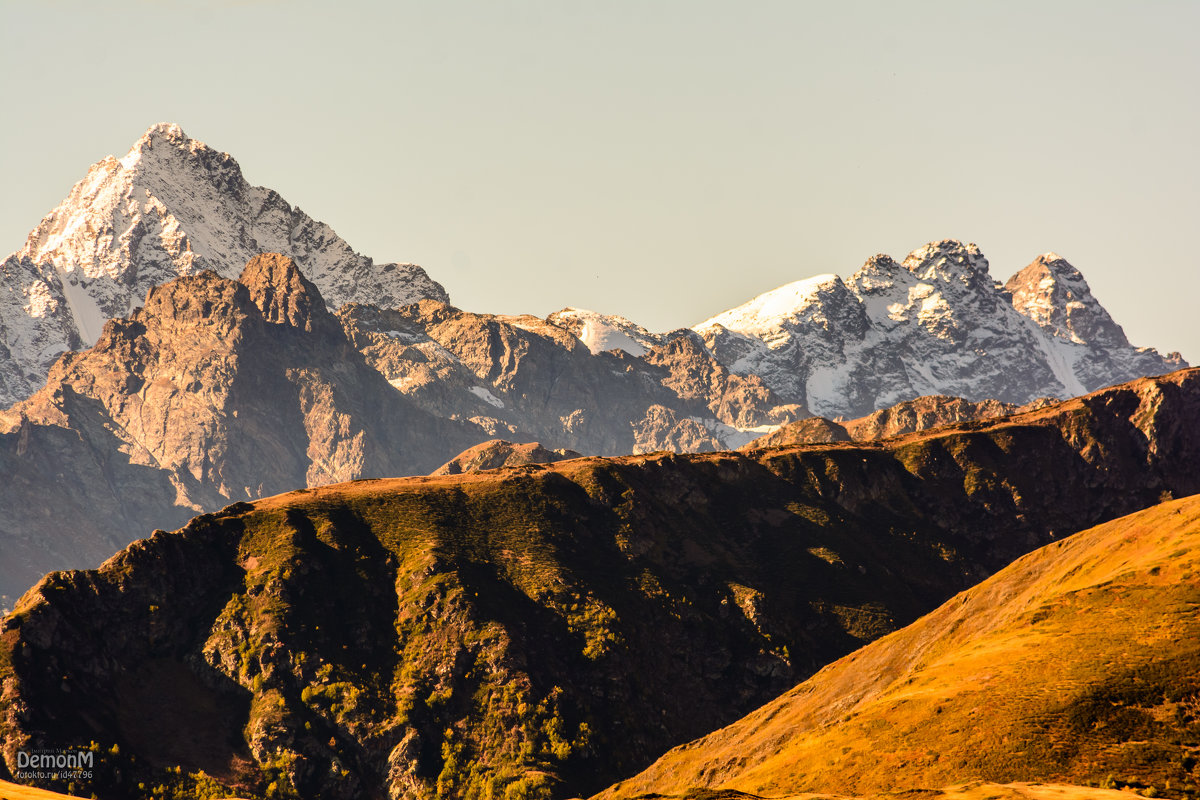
[3, 369, 1200, 800]
[601, 494, 1200, 799]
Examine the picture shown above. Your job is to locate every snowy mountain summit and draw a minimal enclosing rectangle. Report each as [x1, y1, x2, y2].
[694, 240, 1184, 418]
[0, 123, 447, 406]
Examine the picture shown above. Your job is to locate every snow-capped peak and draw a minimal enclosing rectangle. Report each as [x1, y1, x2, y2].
[1004, 252, 1129, 348]
[691, 240, 1184, 418]
[902, 239, 991, 281]
[0, 123, 449, 407]
[547, 307, 663, 355]
[695, 274, 845, 337]
[117, 122, 188, 170]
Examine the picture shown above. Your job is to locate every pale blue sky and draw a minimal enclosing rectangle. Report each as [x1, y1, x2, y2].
[2, 1, 1197, 361]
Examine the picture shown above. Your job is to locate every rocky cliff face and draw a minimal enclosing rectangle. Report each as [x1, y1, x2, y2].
[340, 303, 801, 456]
[694, 241, 1184, 418]
[3, 367, 1200, 800]
[0, 123, 447, 407]
[0, 254, 482, 601]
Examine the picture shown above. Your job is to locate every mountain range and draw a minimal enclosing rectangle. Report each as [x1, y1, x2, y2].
[694, 242, 1183, 417]
[1, 124, 1198, 800]
[0, 125, 1184, 419]
[3, 367, 1200, 799]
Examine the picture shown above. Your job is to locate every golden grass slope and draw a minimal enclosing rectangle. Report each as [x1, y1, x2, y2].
[601, 494, 1200, 799]
[0, 779, 79, 800]
[0, 778, 254, 800]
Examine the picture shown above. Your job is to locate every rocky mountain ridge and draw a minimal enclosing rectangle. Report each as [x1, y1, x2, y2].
[339, 302, 799, 457]
[0, 123, 447, 406]
[694, 240, 1184, 418]
[3, 366, 1200, 800]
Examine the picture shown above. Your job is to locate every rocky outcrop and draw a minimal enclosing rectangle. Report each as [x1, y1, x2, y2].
[695, 241, 1184, 418]
[430, 439, 581, 475]
[0, 123, 447, 407]
[747, 394, 1057, 447]
[4, 367, 1200, 800]
[0, 254, 483, 601]
[640, 331, 802, 429]
[1005, 252, 1181, 392]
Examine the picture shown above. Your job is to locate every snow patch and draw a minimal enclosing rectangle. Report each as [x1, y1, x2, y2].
[579, 319, 648, 356]
[55, 267, 107, 345]
[1024, 320, 1087, 396]
[469, 385, 505, 409]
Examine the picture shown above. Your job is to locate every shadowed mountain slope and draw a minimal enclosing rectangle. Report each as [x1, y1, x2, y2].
[3, 368, 1200, 799]
[600, 493, 1200, 799]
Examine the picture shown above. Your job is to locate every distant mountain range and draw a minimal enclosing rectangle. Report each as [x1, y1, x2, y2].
[0, 124, 1184, 416]
[4, 367, 1199, 799]
[694, 241, 1183, 417]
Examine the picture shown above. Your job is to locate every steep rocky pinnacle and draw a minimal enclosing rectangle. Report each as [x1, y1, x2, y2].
[0, 123, 447, 407]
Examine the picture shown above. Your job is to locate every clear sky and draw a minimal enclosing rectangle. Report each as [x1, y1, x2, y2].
[2, 1, 1197, 362]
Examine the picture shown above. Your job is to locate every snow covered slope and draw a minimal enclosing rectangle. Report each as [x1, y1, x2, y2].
[0, 123, 447, 406]
[545, 307, 665, 356]
[694, 240, 1184, 418]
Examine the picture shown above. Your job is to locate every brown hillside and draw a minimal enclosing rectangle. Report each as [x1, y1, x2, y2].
[600, 494, 1200, 799]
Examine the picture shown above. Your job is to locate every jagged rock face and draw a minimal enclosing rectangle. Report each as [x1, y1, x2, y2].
[748, 394, 1058, 448]
[430, 439, 581, 475]
[341, 303, 799, 455]
[0, 255, 482, 601]
[0, 123, 447, 407]
[1004, 252, 1180, 393]
[641, 331, 801, 429]
[842, 394, 1055, 441]
[695, 241, 1185, 418]
[3, 368, 1200, 800]
[631, 404, 724, 453]
[1006, 253, 1128, 347]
